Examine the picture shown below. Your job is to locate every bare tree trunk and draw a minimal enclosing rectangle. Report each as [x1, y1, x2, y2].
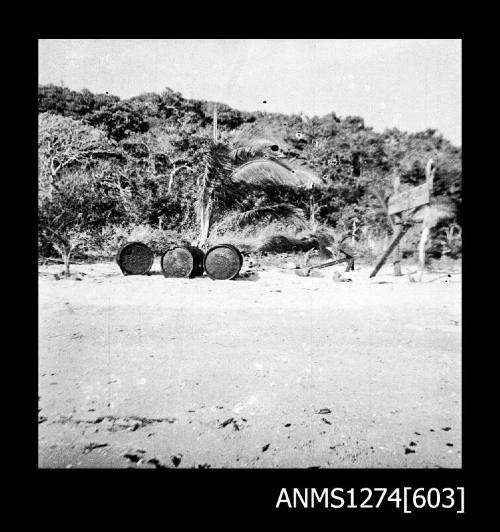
[50, 235, 72, 277]
[63, 248, 71, 277]
[393, 214, 403, 276]
[425, 158, 436, 192]
[417, 225, 430, 282]
[351, 219, 357, 246]
[54, 243, 72, 277]
[168, 165, 192, 193]
[197, 180, 213, 248]
[198, 199, 212, 248]
[309, 193, 318, 230]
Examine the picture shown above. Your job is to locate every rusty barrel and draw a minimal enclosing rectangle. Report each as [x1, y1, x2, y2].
[203, 244, 243, 280]
[116, 242, 154, 275]
[161, 245, 204, 278]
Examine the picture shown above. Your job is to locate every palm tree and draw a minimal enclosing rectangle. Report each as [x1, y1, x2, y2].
[195, 107, 324, 247]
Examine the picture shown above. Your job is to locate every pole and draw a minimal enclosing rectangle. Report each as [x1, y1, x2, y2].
[213, 104, 218, 142]
[369, 223, 412, 278]
[390, 172, 402, 276]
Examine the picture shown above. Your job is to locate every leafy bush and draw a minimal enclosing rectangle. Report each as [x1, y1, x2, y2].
[87, 224, 199, 258]
[38, 84, 462, 266]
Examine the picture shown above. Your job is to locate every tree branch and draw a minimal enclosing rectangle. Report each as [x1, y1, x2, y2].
[168, 165, 193, 192]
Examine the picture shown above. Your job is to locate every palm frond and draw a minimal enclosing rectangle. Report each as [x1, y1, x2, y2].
[232, 203, 309, 229]
[231, 124, 286, 150]
[201, 141, 232, 188]
[410, 199, 456, 227]
[229, 142, 274, 163]
[230, 158, 324, 189]
[424, 201, 456, 227]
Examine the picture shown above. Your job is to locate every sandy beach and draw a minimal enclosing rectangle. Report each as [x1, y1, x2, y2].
[38, 259, 461, 469]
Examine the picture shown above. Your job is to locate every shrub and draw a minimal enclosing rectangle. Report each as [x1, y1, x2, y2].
[84, 224, 199, 258]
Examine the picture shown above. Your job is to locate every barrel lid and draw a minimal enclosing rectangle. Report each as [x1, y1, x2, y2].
[204, 244, 243, 280]
[161, 246, 198, 278]
[116, 242, 154, 275]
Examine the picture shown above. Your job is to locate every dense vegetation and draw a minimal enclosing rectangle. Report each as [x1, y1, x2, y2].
[38, 84, 462, 271]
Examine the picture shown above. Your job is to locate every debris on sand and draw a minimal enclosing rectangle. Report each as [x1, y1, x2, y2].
[83, 442, 108, 454]
[232, 419, 246, 431]
[123, 453, 143, 463]
[332, 271, 352, 282]
[219, 418, 234, 428]
[148, 458, 169, 469]
[93, 415, 176, 430]
[409, 441, 417, 447]
[404, 448, 416, 454]
[316, 408, 332, 415]
[241, 270, 258, 279]
[262, 443, 270, 452]
[321, 418, 332, 425]
[219, 417, 247, 431]
[295, 269, 324, 278]
[171, 455, 182, 467]
[442, 427, 451, 431]
[197, 463, 211, 469]
[284, 423, 292, 427]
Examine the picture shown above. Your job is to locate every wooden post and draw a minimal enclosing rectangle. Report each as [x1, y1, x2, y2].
[213, 104, 218, 142]
[371, 160, 434, 280]
[391, 172, 402, 276]
[337, 244, 355, 272]
[369, 223, 411, 278]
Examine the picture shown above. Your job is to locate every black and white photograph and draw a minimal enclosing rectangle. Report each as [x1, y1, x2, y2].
[38, 39, 462, 472]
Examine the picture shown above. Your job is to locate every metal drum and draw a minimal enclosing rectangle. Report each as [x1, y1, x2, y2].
[161, 245, 204, 278]
[116, 242, 154, 275]
[203, 244, 243, 280]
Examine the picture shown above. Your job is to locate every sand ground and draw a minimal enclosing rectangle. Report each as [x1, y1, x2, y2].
[38, 258, 461, 469]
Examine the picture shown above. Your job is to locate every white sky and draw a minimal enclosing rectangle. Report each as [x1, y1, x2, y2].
[38, 39, 461, 145]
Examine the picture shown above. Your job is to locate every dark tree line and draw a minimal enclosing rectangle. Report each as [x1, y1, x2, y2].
[38, 84, 462, 269]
